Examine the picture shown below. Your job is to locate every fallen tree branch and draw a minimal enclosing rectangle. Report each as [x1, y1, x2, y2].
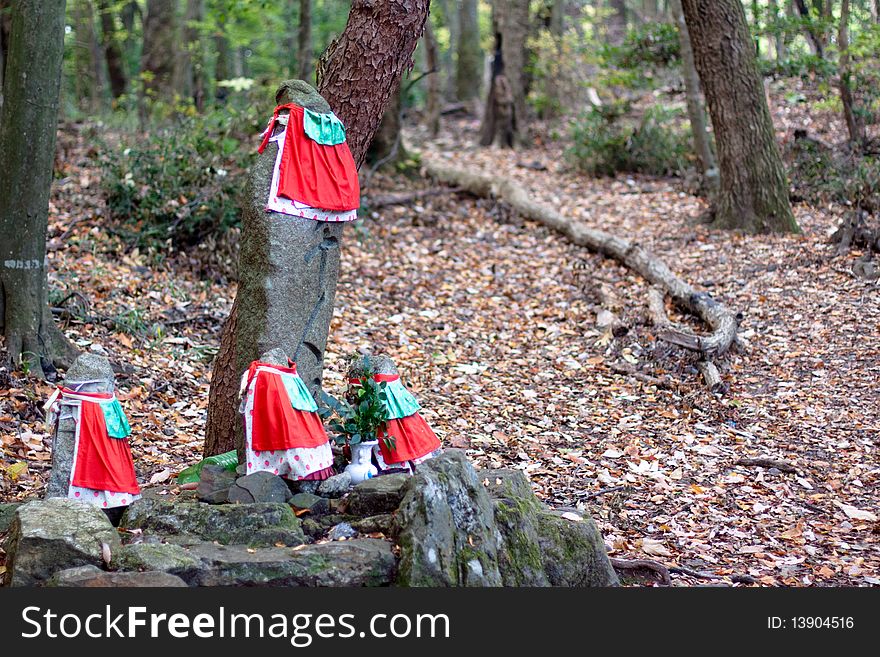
[735, 457, 798, 474]
[423, 160, 739, 357]
[609, 558, 672, 586]
[696, 360, 724, 393]
[607, 362, 676, 390]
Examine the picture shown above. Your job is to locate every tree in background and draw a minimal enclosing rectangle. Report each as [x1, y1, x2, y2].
[97, 0, 128, 99]
[670, 0, 716, 184]
[0, 0, 77, 377]
[297, 0, 312, 81]
[204, 0, 432, 456]
[72, 0, 106, 113]
[456, 0, 482, 103]
[141, 0, 177, 110]
[681, 0, 798, 233]
[480, 0, 530, 147]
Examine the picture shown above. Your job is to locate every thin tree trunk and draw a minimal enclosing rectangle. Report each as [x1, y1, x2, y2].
[680, 0, 798, 233]
[872, 0, 879, 23]
[297, 0, 312, 81]
[367, 81, 407, 166]
[837, 0, 864, 151]
[751, 0, 760, 57]
[456, 0, 482, 101]
[435, 0, 459, 101]
[0, 4, 6, 111]
[768, 0, 785, 61]
[97, 0, 127, 98]
[670, 0, 716, 179]
[73, 0, 105, 113]
[479, 0, 530, 147]
[0, 0, 77, 377]
[205, 0, 432, 456]
[793, 0, 825, 57]
[141, 0, 177, 110]
[176, 0, 206, 111]
[425, 19, 441, 137]
[608, 0, 628, 45]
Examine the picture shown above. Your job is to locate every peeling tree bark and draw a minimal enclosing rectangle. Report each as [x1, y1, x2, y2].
[0, 0, 77, 377]
[205, 0, 431, 457]
[422, 159, 739, 360]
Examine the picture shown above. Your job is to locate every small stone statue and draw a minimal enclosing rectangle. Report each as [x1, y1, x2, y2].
[239, 348, 334, 482]
[346, 355, 441, 475]
[45, 354, 140, 508]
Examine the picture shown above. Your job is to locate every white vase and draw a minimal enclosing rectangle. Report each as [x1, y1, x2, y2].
[345, 440, 378, 484]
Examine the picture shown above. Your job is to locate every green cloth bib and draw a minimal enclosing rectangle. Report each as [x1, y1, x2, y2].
[280, 372, 319, 412]
[379, 379, 421, 420]
[100, 398, 131, 439]
[303, 108, 347, 146]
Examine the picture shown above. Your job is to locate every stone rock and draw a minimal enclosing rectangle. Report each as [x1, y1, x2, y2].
[345, 473, 409, 516]
[317, 471, 351, 497]
[235, 464, 247, 476]
[289, 492, 329, 516]
[121, 498, 305, 547]
[350, 514, 394, 535]
[6, 498, 122, 587]
[197, 464, 237, 504]
[228, 471, 293, 504]
[481, 468, 618, 587]
[392, 452, 618, 587]
[47, 564, 187, 587]
[46, 354, 115, 498]
[327, 522, 357, 541]
[114, 542, 203, 577]
[534, 510, 619, 587]
[394, 451, 503, 586]
[185, 539, 396, 587]
[0, 502, 21, 534]
[286, 479, 321, 495]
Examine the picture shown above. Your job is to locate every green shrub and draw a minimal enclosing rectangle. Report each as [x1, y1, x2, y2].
[99, 106, 261, 247]
[567, 105, 692, 177]
[614, 22, 680, 69]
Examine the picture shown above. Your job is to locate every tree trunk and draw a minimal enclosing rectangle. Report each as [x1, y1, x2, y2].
[607, 0, 628, 45]
[680, 0, 798, 233]
[793, 0, 824, 58]
[424, 19, 441, 137]
[297, 0, 312, 81]
[0, 3, 6, 111]
[670, 0, 716, 178]
[176, 0, 206, 111]
[768, 0, 785, 61]
[97, 0, 127, 98]
[435, 0, 459, 101]
[366, 81, 407, 166]
[479, 0, 530, 147]
[837, 0, 864, 151]
[72, 0, 106, 113]
[456, 0, 482, 102]
[0, 0, 77, 377]
[204, 0, 432, 457]
[872, 0, 879, 23]
[751, 0, 760, 57]
[141, 0, 177, 108]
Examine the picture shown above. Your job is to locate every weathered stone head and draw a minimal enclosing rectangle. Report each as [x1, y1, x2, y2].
[347, 354, 399, 379]
[275, 79, 331, 113]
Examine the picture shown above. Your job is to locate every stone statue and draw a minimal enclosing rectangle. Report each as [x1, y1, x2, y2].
[45, 353, 140, 509]
[346, 354, 441, 474]
[236, 79, 360, 403]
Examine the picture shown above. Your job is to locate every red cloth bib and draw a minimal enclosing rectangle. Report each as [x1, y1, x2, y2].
[258, 103, 360, 212]
[70, 392, 140, 495]
[247, 363, 328, 452]
[379, 413, 441, 465]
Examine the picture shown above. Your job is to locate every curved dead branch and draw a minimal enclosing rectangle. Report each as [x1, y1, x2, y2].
[422, 159, 739, 357]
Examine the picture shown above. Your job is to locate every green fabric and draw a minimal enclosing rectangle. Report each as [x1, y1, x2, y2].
[280, 372, 318, 412]
[380, 379, 421, 420]
[302, 108, 346, 145]
[100, 398, 131, 439]
[177, 450, 238, 485]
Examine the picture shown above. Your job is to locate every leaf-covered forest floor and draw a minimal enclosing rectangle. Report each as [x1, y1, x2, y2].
[1, 78, 878, 586]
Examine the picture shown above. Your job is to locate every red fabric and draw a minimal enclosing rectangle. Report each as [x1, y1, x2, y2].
[258, 103, 360, 212]
[249, 366, 328, 452]
[348, 373, 399, 385]
[379, 413, 441, 465]
[71, 396, 140, 495]
[298, 465, 335, 481]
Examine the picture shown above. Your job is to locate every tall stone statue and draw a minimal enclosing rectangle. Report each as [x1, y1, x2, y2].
[233, 80, 360, 457]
